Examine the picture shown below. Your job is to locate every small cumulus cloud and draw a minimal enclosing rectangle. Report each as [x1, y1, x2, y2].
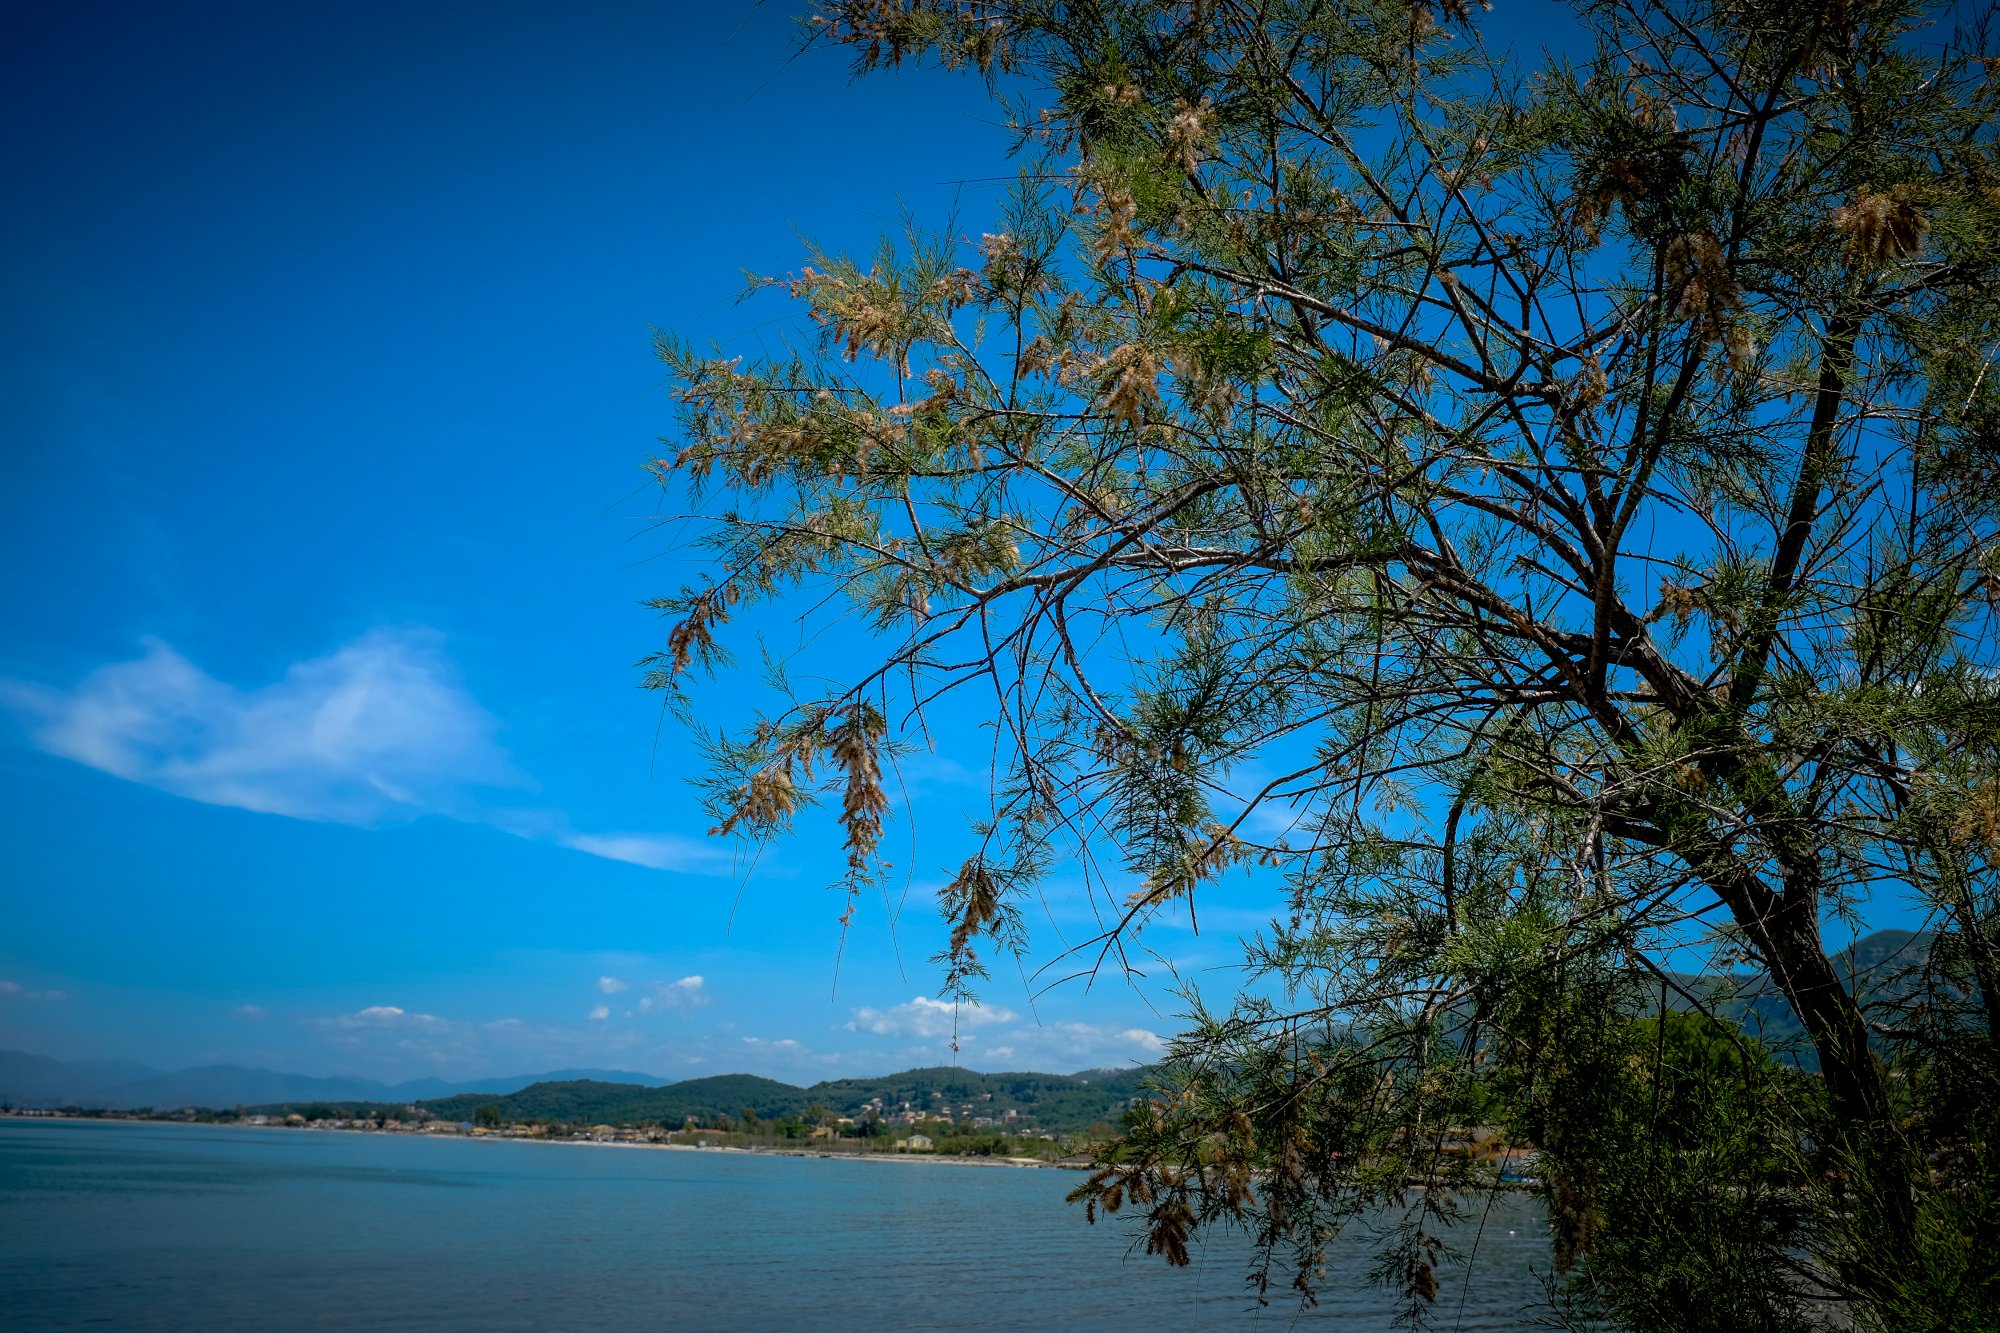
[325, 1004, 449, 1032]
[597, 976, 630, 994]
[230, 1003, 267, 1021]
[312, 1004, 482, 1069]
[588, 1004, 611, 1022]
[847, 995, 1015, 1040]
[1121, 1028, 1167, 1055]
[638, 976, 709, 1012]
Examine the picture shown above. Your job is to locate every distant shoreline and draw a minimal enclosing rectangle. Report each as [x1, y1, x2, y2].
[449, 1129, 1081, 1171]
[5, 1115, 1551, 1191]
[0, 1113, 1088, 1170]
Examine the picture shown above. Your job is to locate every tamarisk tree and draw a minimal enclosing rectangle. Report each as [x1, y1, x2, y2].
[645, 1, 2000, 1326]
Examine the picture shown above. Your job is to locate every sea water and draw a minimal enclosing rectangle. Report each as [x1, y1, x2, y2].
[0, 1118, 1555, 1329]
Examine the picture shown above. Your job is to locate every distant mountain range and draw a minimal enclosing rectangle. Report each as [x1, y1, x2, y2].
[0, 931, 1937, 1117]
[1686, 928, 1937, 1067]
[417, 1065, 1154, 1135]
[0, 1051, 670, 1111]
[0, 1049, 1156, 1135]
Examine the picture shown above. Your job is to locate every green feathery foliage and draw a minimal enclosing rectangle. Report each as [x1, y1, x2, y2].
[644, 0, 2000, 1325]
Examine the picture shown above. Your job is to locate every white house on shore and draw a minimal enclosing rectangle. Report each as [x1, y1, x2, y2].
[898, 1134, 933, 1151]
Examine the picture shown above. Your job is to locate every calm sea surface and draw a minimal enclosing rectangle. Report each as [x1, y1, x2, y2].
[1, 1118, 1556, 1329]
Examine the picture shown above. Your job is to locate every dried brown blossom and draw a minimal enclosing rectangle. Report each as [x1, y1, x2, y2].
[1959, 780, 2000, 856]
[1094, 188, 1140, 257]
[1096, 342, 1162, 426]
[941, 857, 1001, 966]
[1653, 579, 1706, 635]
[1663, 231, 1754, 369]
[1831, 186, 1929, 268]
[665, 591, 727, 680]
[1573, 353, 1608, 408]
[713, 760, 800, 839]
[1165, 97, 1212, 172]
[829, 705, 889, 869]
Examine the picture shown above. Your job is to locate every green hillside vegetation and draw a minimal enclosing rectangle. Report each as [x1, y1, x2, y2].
[409, 1065, 1151, 1133]
[419, 1074, 805, 1127]
[238, 932, 1934, 1129]
[1659, 931, 1937, 1070]
[224, 936, 1930, 1130]
[807, 1065, 1150, 1129]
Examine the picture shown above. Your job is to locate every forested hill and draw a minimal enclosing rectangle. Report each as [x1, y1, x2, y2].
[419, 1075, 806, 1127]
[1686, 929, 1939, 1067]
[415, 1065, 1154, 1133]
[413, 931, 1933, 1124]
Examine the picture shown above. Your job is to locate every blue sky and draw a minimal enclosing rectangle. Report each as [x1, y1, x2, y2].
[0, 0, 1279, 1084]
[12, 0, 1841, 1088]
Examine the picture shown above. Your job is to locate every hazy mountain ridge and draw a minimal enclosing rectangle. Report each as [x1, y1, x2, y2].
[0, 1054, 669, 1111]
[0, 932, 1939, 1113]
[418, 1065, 1154, 1134]
[0, 1050, 1155, 1134]
[0, 1051, 164, 1107]
[1669, 929, 1937, 1065]
[0, 1049, 1150, 1130]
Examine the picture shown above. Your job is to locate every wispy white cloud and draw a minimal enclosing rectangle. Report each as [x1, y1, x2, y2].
[230, 1003, 268, 1021]
[597, 976, 629, 995]
[3, 630, 510, 824]
[840, 998, 1162, 1071]
[0, 980, 69, 1003]
[1237, 799, 1313, 842]
[736, 1035, 851, 1075]
[888, 750, 987, 797]
[294, 999, 735, 1083]
[561, 833, 734, 874]
[312, 1004, 483, 1068]
[637, 976, 709, 1013]
[2, 631, 729, 875]
[981, 1021, 1164, 1070]
[847, 995, 1016, 1040]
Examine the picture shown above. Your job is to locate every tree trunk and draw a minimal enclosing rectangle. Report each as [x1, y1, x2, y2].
[1758, 895, 1890, 1128]
[1749, 890, 1917, 1261]
[1674, 823, 1894, 1142]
